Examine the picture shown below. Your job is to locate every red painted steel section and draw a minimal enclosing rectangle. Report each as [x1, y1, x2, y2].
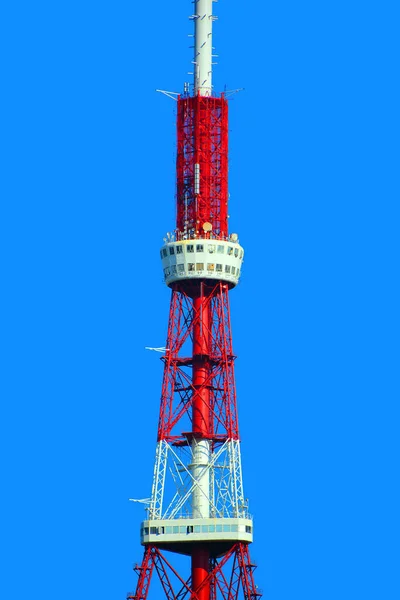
[128, 547, 155, 600]
[129, 544, 261, 600]
[176, 95, 229, 239]
[156, 284, 239, 444]
[192, 284, 210, 436]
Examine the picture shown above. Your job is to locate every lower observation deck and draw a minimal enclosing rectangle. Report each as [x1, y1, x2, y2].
[140, 518, 253, 558]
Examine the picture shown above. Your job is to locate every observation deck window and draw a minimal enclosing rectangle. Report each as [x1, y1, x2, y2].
[186, 244, 194, 253]
[169, 247, 175, 255]
[227, 247, 233, 256]
[217, 245, 224, 254]
[188, 263, 195, 272]
[171, 265, 177, 274]
[231, 267, 236, 275]
[196, 263, 204, 271]
[208, 244, 216, 253]
[234, 248, 239, 257]
[207, 263, 215, 271]
[225, 265, 231, 273]
[239, 249, 243, 259]
[177, 264, 184, 273]
[216, 264, 222, 272]
[176, 245, 183, 254]
[162, 248, 168, 258]
[196, 244, 204, 252]
[142, 522, 252, 538]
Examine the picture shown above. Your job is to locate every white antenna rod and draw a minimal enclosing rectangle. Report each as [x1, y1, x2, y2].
[193, 0, 213, 96]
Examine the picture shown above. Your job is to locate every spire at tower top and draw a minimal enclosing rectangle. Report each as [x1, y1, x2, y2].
[192, 0, 214, 96]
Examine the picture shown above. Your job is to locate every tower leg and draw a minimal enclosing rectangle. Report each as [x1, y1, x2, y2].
[237, 544, 262, 599]
[129, 543, 261, 600]
[128, 546, 155, 600]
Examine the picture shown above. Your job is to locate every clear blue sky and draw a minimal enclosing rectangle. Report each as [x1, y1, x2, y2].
[1, 1, 399, 599]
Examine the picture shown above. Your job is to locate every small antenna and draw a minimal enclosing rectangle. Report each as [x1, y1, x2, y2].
[224, 88, 244, 99]
[145, 347, 168, 353]
[156, 89, 179, 101]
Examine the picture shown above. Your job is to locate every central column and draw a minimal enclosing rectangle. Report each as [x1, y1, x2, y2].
[191, 282, 210, 600]
[191, 2, 213, 596]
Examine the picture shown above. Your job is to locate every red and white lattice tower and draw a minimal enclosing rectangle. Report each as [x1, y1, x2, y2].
[128, 2, 261, 599]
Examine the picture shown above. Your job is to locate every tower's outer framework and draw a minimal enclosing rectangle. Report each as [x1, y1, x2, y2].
[176, 96, 228, 240]
[128, 2, 261, 599]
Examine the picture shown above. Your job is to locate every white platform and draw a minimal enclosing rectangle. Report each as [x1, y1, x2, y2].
[140, 517, 253, 546]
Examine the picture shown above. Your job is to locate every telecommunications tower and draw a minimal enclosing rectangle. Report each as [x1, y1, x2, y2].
[128, 1, 261, 599]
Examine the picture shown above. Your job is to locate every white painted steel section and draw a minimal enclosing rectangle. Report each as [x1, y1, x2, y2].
[191, 439, 210, 518]
[147, 440, 248, 521]
[149, 441, 168, 519]
[165, 441, 227, 519]
[229, 440, 246, 517]
[193, 0, 213, 95]
[160, 239, 244, 287]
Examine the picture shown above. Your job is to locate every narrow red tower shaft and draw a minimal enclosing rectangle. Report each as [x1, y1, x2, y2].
[192, 548, 210, 600]
[193, 290, 210, 435]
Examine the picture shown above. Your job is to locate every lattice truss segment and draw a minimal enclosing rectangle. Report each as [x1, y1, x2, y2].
[148, 283, 246, 520]
[176, 95, 229, 238]
[127, 543, 262, 600]
[157, 283, 239, 443]
[149, 438, 246, 520]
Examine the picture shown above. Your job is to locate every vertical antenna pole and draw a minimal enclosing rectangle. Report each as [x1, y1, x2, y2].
[194, 0, 213, 96]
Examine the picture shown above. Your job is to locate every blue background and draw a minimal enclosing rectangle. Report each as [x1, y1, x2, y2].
[1, 1, 399, 599]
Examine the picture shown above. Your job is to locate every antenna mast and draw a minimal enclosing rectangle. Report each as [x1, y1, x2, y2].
[194, 0, 213, 95]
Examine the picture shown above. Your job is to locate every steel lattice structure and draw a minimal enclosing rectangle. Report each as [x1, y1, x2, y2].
[176, 96, 229, 239]
[127, 2, 262, 600]
[128, 544, 260, 600]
